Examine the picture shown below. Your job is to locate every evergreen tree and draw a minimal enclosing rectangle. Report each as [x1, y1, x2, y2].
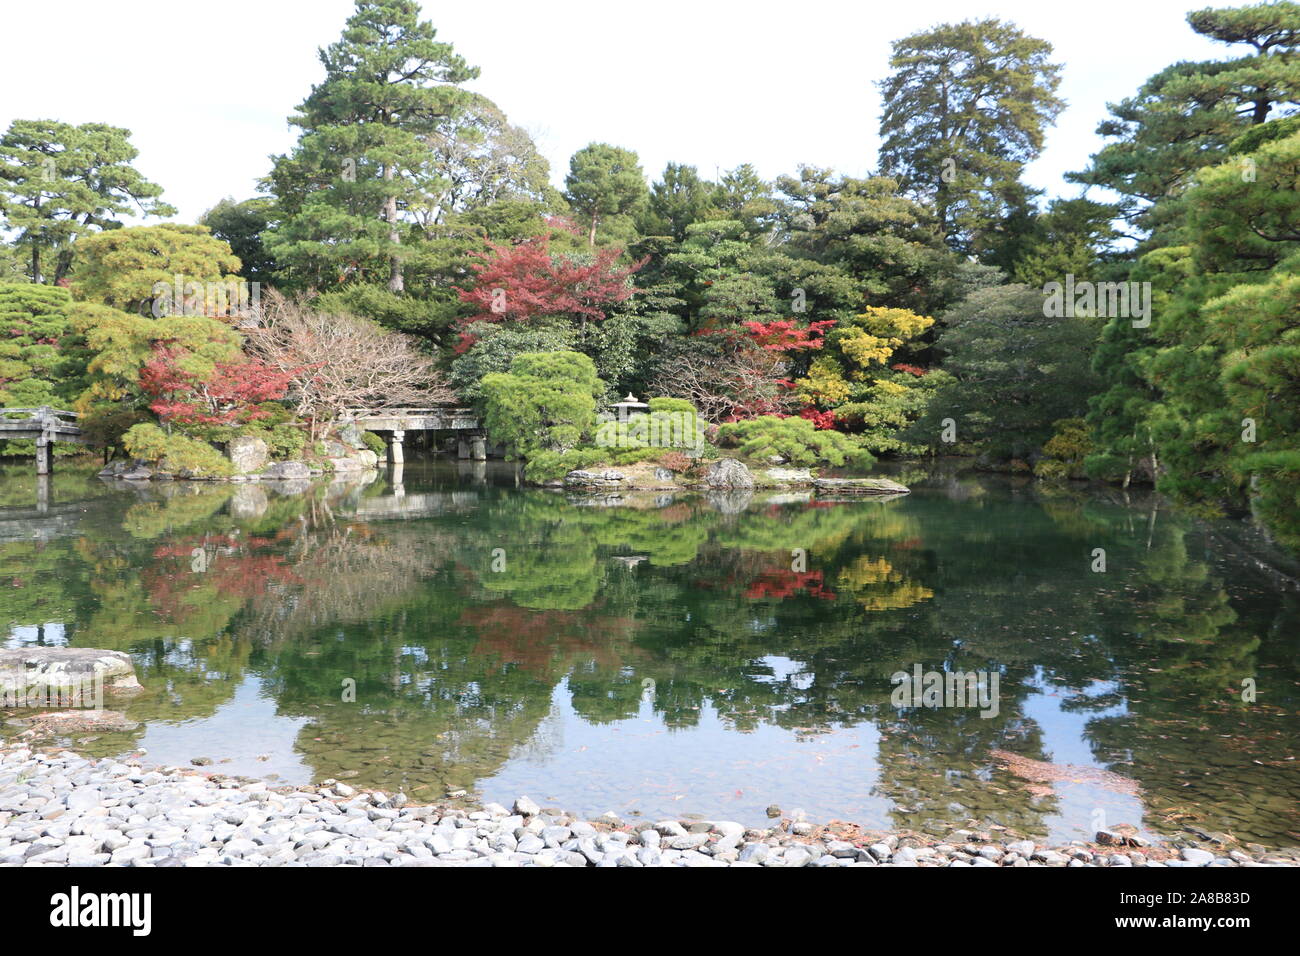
[0, 119, 173, 283]
[265, 0, 478, 291]
[563, 143, 648, 247]
[877, 19, 1064, 258]
[1069, 2, 1300, 242]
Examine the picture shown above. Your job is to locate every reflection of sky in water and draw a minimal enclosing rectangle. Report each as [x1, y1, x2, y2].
[1021, 665, 1150, 844]
[753, 655, 815, 693]
[478, 678, 888, 827]
[135, 676, 313, 784]
[5, 622, 67, 647]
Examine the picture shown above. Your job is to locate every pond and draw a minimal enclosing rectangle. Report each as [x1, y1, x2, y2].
[1, 458, 1297, 849]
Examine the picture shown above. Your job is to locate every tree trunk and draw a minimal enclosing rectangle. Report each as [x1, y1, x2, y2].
[53, 214, 93, 283]
[31, 246, 41, 285]
[1251, 93, 1271, 125]
[588, 213, 598, 248]
[383, 165, 403, 293]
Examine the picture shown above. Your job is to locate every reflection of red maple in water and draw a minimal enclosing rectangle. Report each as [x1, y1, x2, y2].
[458, 604, 641, 676]
[143, 535, 301, 621]
[744, 569, 835, 601]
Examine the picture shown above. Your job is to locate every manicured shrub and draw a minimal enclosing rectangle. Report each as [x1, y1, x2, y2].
[122, 423, 234, 477]
[481, 351, 603, 456]
[716, 415, 874, 468]
[1034, 418, 1093, 480]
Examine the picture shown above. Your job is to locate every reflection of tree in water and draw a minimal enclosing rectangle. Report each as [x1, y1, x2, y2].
[1078, 518, 1298, 845]
[2, 470, 1298, 844]
[237, 523, 448, 640]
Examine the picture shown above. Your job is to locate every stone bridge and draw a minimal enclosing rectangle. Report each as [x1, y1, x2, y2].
[345, 406, 486, 464]
[0, 407, 91, 473]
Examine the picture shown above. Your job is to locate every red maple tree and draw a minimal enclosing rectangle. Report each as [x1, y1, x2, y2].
[140, 344, 295, 427]
[741, 319, 836, 352]
[797, 406, 839, 430]
[456, 237, 644, 331]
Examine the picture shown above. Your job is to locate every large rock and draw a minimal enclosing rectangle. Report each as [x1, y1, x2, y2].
[704, 458, 754, 490]
[812, 477, 910, 496]
[762, 467, 814, 486]
[337, 422, 367, 450]
[227, 435, 269, 475]
[261, 460, 312, 480]
[0, 647, 142, 697]
[564, 470, 626, 487]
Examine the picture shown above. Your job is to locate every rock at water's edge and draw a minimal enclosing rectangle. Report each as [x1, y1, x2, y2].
[260, 460, 312, 480]
[705, 458, 754, 490]
[564, 470, 626, 487]
[812, 477, 909, 496]
[227, 435, 269, 475]
[0, 647, 142, 694]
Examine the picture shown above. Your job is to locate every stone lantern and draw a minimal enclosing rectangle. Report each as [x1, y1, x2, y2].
[612, 393, 649, 423]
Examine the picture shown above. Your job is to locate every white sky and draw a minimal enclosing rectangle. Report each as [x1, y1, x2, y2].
[0, 0, 1229, 223]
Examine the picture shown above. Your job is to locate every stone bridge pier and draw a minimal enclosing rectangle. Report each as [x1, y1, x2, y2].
[456, 434, 487, 461]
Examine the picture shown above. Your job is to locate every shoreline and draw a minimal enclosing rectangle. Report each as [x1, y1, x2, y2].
[2, 743, 1296, 867]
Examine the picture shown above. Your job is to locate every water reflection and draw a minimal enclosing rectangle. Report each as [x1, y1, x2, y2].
[0, 460, 1296, 848]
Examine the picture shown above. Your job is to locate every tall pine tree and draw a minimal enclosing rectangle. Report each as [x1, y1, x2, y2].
[266, 0, 478, 291]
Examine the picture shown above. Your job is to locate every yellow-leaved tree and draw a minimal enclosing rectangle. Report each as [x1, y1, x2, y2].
[795, 306, 949, 454]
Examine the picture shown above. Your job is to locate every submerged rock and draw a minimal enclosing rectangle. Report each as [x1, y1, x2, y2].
[10, 710, 139, 734]
[0, 743, 1292, 868]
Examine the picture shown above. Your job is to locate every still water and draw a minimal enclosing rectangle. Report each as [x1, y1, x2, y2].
[1, 460, 1297, 847]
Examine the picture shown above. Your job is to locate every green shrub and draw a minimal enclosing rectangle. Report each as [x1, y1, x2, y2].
[1034, 418, 1093, 480]
[362, 431, 386, 456]
[595, 396, 706, 453]
[252, 401, 294, 426]
[260, 423, 306, 461]
[609, 447, 662, 466]
[482, 351, 603, 456]
[523, 447, 606, 482]
[122, 423, 234, 477]
[716, 415, 874, 468]
[451, 321, 578, 400]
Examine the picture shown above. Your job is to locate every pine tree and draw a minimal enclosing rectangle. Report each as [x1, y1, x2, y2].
[877, 18, 1064, 258]
[265, 0, 478, 291]
[0, 120, 173, 283]
[1069, 2, 1300, 242]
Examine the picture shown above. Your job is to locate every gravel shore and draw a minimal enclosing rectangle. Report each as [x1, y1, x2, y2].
[2, 745, 1296, 867]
